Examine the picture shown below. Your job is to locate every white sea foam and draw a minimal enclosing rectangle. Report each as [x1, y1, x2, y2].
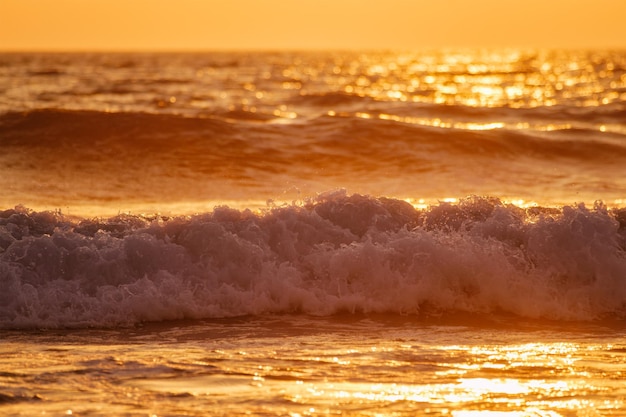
[1, 193, 625, 328]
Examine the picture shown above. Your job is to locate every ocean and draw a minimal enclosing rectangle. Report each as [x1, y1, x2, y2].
[0, 50, 625, 416]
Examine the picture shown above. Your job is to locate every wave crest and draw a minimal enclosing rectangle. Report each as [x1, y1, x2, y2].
[1, 194, 626, 328]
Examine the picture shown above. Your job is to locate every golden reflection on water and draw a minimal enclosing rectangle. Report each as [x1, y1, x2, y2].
[313, 49, 626, 136]
[193, 49, 626, 124]
[128, 339, 624, 416]
[312, 50, 626, 109]
[329, 110, 626, 136]
[266, 340, 623, 417]
[3, 322, 625, 417]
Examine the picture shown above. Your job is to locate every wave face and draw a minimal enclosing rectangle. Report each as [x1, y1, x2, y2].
[1, 193, 625, 329]
[2, 107, 626, 214]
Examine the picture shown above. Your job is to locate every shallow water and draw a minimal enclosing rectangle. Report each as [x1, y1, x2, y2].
[1, 316, 625, 417]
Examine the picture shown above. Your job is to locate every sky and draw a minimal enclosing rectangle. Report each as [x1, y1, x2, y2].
[1, 0, 625, 51]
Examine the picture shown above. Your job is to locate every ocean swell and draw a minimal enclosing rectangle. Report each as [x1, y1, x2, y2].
[1, 193, 625, 329]
[3, 108, 626, 158]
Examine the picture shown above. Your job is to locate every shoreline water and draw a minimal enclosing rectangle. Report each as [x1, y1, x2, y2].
[1, 315, 625, 416]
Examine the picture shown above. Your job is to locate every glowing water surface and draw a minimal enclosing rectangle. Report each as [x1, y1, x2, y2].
[1, 316, 624, 416]
[2, 50, 626, 215]
[1, 49, 626, 416]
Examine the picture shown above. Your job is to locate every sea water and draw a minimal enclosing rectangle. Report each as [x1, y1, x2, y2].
[0, 50, 625, 416]
[1, 317, 625, 416]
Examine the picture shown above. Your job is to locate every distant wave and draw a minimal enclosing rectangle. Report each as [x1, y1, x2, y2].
[290, 91, 378, 108]
[2, 109, 625, 167]
[3, 108, 626, 214]
[1, 192, 625, 329]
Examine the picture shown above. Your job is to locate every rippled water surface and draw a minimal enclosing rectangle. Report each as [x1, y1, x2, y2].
[1, 50, 626, 213]
[1, 317, 625, 416]
[1, 50, 625, 416]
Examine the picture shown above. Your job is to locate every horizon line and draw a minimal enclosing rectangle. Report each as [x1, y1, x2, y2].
[2, 45, 626, 54]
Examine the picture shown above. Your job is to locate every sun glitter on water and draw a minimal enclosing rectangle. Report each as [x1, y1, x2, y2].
[112, 331, 625, 417]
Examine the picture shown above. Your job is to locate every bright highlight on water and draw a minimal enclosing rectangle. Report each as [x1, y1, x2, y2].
[0, 50, 625, 416]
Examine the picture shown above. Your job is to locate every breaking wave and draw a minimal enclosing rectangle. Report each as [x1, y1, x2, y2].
[1, 192, 625, 329]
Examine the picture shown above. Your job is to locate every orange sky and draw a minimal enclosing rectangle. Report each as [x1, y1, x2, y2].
[1, 0, 625, 51]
